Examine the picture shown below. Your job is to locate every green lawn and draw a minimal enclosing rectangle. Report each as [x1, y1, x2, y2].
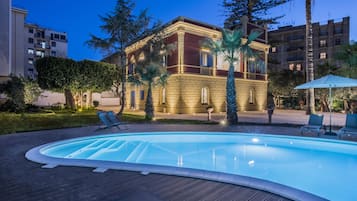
[0, 110, 218, 135]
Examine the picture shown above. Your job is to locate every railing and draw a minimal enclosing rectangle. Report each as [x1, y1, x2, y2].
[165, 65, 266, 81]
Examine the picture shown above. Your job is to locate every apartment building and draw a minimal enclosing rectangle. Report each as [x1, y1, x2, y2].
[0, 0, 27, 81]
[124, 17, 270, 114]
[24, 24, 68, 78]
[268, 17, 350, 71]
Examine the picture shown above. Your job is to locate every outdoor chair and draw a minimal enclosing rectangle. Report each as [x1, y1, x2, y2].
[96, 111, 121, 131]
[337, 114, 357, 139]
[300, 114, 325, 136]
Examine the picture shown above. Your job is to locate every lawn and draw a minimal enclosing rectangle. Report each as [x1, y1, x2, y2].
[0, 110, 218, 135]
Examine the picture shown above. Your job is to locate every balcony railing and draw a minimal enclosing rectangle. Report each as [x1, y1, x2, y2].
[165, 65, 266, 81]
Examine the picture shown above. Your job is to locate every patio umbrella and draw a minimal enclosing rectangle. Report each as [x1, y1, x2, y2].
[295, 74, 357, 135]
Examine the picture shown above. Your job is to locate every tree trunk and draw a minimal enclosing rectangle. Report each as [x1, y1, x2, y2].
[226, 63, 238, 125]
[64, 89, 75, 110]
[118, 53, 126, 116]
[305, 0, 315, 114]
[145, 83, 154, 120]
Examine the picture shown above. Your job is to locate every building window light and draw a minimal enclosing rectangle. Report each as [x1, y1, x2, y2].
[201, 87, 208, 105]
[296, 64, 302, 71]
[28, 58, 34, 65]
[289, 63, 294, 71]
[271, 47, 277, 52]
[319, 40, 327, 47]
[200, 50, 213, 67]
[249, 89, 254, 104]
[28, 48, 34, 54]
[162, 88, 166, 104]
[320, 52, 327, 59]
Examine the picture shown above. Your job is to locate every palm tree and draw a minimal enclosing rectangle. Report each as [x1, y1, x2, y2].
[129, 63, 169, 120]
[128, 32, 175, 120]
[202, 29, 261, 125]
[305, 0, 315, 114]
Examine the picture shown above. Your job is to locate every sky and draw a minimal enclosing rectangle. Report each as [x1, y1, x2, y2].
[12, 0, 357, 61]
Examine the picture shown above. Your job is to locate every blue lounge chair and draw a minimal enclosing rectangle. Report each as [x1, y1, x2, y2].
[96, 111, 121, 130]
[300, 114, 325, 136]
[106, 111, 124, 127]
[338, 114, 357, 139]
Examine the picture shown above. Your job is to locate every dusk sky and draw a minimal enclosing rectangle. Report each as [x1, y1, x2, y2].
[12, 0, 356, 61]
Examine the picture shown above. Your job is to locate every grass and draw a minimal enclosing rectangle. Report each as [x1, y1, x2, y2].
[0, 109, 222, 135]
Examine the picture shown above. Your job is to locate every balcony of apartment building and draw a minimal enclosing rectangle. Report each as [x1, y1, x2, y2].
[286, 35, 304, 42]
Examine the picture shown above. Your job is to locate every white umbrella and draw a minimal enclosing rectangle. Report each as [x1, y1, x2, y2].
[295, 74, 357, 135]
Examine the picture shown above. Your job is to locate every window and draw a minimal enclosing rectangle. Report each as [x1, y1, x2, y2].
[200, 51, 213, 67]
[54, 34, 59, 39]
[335, 38, 341, 45]
[249, 89, 254, 104]
[296, 64, 302, 71]
[60, 35, 66, 40]
[271, 47, 277, 53]
[289, 63, 294, 71]
[320, 52, 327, 59]
[319, 40, 327, 47]
[36, 50, 45, 58]
[27, 48, 34, 54]
[28, 38, 34, 44]
[51, 51, 56, 56]
[140, 90, 145, 100]
[128, 63, 135, 74]
[28, 58, 34, 65]
[28, 28, 33, 33]
[40, 42, 46, 49]
[51, 41, 56, 47]
[162, 88, 166, 104]
[201, 87, 208, 104]
[162, 55, 167, 67]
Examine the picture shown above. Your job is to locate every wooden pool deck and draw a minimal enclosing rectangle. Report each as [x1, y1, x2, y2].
[0, 123, 330, 201]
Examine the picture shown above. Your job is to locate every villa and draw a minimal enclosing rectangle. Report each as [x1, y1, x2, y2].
[123, 16, 270, 114]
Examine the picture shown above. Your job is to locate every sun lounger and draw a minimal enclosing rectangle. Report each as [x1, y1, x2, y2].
[338, 114, 357, 139]
[300, 114, 325, 136]
[96, 111, 121, 131]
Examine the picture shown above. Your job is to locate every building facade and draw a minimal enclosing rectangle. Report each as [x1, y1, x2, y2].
[0, 0, 28, 81]
[268, 17, 350, 71]
[24, 24, 68, 78]
[124, 17, 269, 114]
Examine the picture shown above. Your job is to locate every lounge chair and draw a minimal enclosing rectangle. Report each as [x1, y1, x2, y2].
[300, 114, 325, 136]
[338, 114, 357, 139]
[106, 111, 124, 127]
[96, 111, 121, 131]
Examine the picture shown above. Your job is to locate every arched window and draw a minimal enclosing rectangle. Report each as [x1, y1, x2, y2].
[162, 88, 166, 104]
[201, 87, 209, 104]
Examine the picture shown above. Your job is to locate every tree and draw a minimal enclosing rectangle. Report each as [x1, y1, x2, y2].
[305, 0, 315, 114]
[222, 0, 291, 29]
[128, 31, 174, 120]
[86, 0, 152, 116]
[202, 29, 261, 125]
[335, 42, 357, 78]
[0, 76, 25, 112]
[35, 57, 79, 109]
[77, 60, 118, 108]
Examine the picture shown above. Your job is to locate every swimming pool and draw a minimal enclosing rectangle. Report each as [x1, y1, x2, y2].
[26, 132, 357, 201]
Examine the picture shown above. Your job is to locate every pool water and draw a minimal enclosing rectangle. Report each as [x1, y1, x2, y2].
[31, 132, 357, 201]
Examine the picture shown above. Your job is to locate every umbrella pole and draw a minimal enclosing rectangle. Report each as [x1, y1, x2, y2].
[326, 87, 336, 135]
